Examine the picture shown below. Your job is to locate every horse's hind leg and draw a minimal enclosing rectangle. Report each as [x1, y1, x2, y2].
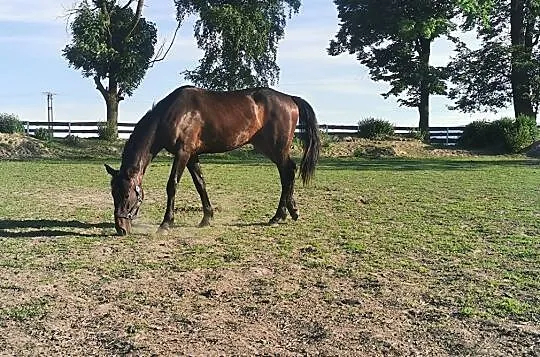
[187, 156, 214, 227]
[285, 158, 299, 221]
[270, 157, 298, 224]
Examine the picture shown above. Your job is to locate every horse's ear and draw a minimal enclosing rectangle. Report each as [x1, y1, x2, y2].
[104, 164, 119, 177]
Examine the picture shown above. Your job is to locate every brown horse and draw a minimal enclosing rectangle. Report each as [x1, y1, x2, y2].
[105, 86, 320, 235]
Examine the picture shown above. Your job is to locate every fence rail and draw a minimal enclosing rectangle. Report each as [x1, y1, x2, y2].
[22, 121, 465, 145]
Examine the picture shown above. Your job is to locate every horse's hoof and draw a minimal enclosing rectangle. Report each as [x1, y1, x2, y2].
[157, 223, 171, 234]
[198, 219, 211, 228]
[268, 217, 284, 226]
[290, 211, 299, 221]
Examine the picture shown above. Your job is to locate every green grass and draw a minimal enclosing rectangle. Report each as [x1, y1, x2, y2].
[0, 298, 49, 321]
[0, 154, 539, 353]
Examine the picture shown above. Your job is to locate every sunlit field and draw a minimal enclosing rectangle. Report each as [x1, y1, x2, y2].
[0, 156, 538, 355]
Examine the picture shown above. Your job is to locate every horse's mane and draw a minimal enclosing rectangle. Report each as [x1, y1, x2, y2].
[120, 107, 157, 174]
[119, 85, 194, 175]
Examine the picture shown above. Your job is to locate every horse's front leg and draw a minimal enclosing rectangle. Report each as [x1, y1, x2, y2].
[159, 151, 189, 231]
[187, 156, 214, 227]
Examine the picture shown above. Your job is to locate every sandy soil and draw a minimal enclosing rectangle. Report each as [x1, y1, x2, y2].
[0, 133, 53, 159]
[0, 133, 482, 161]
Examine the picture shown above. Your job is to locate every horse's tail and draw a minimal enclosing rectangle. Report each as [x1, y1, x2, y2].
[291, 96, 320, 185]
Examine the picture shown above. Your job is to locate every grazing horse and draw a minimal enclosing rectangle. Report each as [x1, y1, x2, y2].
[105, 85, 320, 236]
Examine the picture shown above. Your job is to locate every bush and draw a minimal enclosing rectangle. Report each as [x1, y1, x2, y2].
[64, 134, 82, 147]
[458, 120, 491, 148]
[97, 121, 117, 141]
[33, 127, 52, 140]
[0, 113, 24, 134]
[403, 128, 424, 140]
[513, 115, 538, 148]
[319, 131, 339, 147]
[458, 116, 538, 153]
[357, 118, 394, 139]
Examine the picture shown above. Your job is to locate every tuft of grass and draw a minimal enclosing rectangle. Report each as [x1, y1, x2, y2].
[0, 298, 49, 321]
[491, 297, 530, 317]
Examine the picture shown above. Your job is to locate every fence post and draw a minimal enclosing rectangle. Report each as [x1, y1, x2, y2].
[446, 127, 449, 146]
[26, 121, 30, 135]
[68, 122, 71, 136]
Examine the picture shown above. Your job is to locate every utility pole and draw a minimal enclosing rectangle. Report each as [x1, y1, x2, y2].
[43, 91, 57, 135]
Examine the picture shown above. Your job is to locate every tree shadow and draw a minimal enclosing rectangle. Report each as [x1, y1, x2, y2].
[316, 157, 539, 171]
[0, 219, 114, 239]
[196, 154, 539, 171]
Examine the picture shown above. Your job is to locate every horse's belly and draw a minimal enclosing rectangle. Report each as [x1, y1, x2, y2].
[200, 121, 260, 153]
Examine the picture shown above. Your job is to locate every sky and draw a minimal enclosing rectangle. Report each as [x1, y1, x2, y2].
[0, 0, 513, 129]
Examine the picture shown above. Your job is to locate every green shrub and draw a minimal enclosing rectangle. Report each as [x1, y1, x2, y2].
[0, 113, 24, 134]
[319, 131, 339, 147]
[357, 118, 394, 139]
[403, 128, 424, 140]
[511, 115, 538, 150]
[458, 120, 491, 148]
[459, 116, 538, 153]
[97, 122, 117, 141]
[64, 134, 82, 147]
[33, 127, 52, 140]
[522, 115, 539, 140]
[490, 116, 538, 153]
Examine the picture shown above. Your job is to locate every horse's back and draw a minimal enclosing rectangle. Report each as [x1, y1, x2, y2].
[157, 86, 298, 154]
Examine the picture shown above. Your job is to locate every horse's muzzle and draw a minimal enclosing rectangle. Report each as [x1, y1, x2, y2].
[115, 216, 131, 236]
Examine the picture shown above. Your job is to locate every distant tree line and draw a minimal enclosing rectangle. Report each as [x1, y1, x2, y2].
[62, 0, 540, 138]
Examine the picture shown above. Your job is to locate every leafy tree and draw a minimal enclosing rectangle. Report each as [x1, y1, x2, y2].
[174, 0, 300, 90]
[63, 0, 157, 138]
[450, 0, 540, 119]
[329, 0, 458, 133]
[0, 113, 24, 134]
[456, 0, 494, 21]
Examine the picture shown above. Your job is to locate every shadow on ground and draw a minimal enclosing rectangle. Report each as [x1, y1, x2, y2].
[196, 155, 539, 172]
[0, 219, 114, 238]
[316, 158, 540, 171]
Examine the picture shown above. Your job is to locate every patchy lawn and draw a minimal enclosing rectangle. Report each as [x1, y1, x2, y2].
[0, 153, 539, 355]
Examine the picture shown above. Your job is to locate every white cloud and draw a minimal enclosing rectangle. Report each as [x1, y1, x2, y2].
[144, 0, 179, 24]
[0, 1, 70, 23]
[0, 0, 517, 129]
[0, 34, 65, 47]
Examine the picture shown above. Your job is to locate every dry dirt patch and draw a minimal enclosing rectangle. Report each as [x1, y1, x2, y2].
[1, 249, 538, 356]
[0, 133, 479, 160]
[0, 133, 53, 159]
[320, 137, 478, 158]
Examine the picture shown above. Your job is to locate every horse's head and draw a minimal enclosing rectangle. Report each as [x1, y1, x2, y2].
[104, 164, 144, 236]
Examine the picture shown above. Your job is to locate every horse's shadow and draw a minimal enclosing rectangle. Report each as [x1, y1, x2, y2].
[0, 219, 115, 238]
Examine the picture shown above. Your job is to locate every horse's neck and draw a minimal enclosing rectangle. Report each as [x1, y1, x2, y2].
[120, 125, 162, 183]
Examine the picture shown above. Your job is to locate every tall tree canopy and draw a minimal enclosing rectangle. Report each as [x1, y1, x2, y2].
[174, 0, 300, 90]
[329, 0, 458, 133]
[450, 0, 540, 119]
[63, 0, 157, 137]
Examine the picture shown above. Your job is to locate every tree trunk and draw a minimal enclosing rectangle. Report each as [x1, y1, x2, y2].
[94, 76, 120, 139]
[417, 37, 431, 137]
[510, 0, 535, 118]
[105, 95, 119, 138]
